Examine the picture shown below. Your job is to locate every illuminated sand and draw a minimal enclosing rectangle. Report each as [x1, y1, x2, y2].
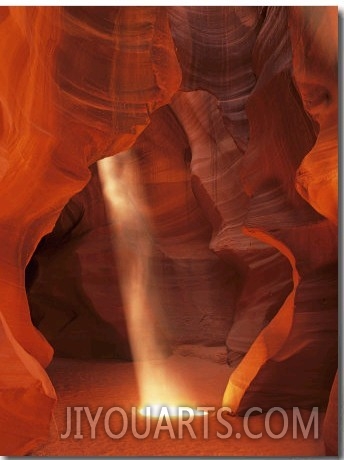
[31, 356, 326, 457]
[98, 153, 202, 414]
[0, 6, 337, 454]
[138, 406, 208, 418]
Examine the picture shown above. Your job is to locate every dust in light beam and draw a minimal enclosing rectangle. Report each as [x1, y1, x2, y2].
[98, 151, 199, 415]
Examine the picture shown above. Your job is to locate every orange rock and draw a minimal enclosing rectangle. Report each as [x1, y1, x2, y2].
[0, 6, 180, 454]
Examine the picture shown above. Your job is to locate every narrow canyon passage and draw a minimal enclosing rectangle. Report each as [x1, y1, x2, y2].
[0, 5, 338, 456]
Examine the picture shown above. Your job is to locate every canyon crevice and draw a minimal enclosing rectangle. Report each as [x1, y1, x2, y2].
[0, 6, 338, 455]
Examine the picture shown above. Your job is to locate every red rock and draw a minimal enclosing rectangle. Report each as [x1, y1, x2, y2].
[0, 6, 180, 454]
[0, 6, 337, 455]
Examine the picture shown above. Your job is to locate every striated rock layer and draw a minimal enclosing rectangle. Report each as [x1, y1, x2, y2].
[0, 6, 181, 454]
[0, 6, 338, 455]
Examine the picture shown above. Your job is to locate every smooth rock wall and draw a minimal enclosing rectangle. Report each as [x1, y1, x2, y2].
[0, 6, 337, 455]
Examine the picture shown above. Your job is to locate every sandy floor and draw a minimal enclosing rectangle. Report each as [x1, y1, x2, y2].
[31, 356, 326, 456]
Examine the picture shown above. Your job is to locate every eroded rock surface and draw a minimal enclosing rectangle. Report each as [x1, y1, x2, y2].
[0, 6, 180, 454]
[0, 6, 338, 455]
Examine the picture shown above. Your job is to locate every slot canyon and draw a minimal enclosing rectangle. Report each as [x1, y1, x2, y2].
[0, 5, 338, 457]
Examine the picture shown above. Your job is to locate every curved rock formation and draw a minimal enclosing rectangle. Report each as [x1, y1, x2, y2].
[0, 6, 180, 454]
[0, 6, 338, 455]
[28, 104, 239, 358]
[168, 6, 264, 151]
[289, 7, 338, 224]
[26, 164, 131, 360]
[222, 6, 337, 414]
